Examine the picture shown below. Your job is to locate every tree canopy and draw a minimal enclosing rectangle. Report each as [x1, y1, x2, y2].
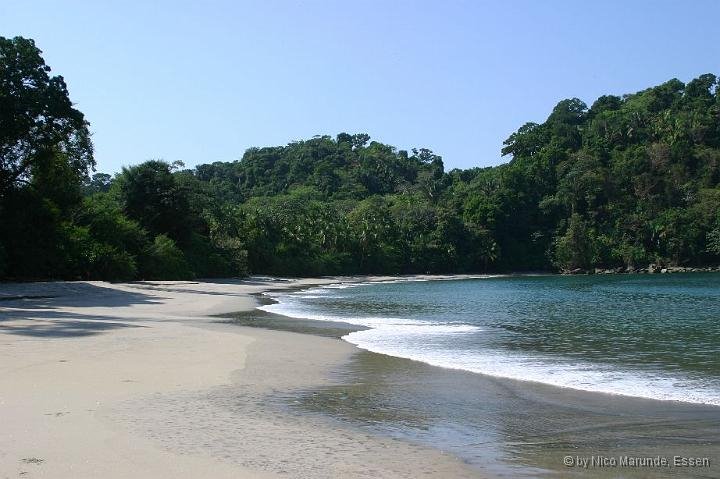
[0, 36, 93, 196]
[1, 36, 719, 280]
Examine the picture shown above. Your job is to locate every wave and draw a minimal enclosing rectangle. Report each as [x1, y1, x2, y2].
[259, 301, 477, 332]
[343, 329, 720, 406]
[259, 283, 720, 407]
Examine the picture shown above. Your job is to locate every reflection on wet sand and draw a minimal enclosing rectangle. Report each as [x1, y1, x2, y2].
[292, 350, 720, 477]
[228, 309, 720, 478]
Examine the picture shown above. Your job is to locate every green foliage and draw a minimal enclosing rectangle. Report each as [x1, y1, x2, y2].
[707, 226, 720, 256]
[59, 224, 138, 281]
[1, 35, 719, 280]
[141, 234, 193, 280]
[456, 73, 720, 271]
[0, 243, 6, 277]
[87, 243, 138, 281]
[112, 160, 192, 241]
[183, 233, 246, 278]
[0, 36, 93, 196]
[76, 194, 150, 255]
[1, 181, 72, 279]
[553, 214, 596, 270]
[82, 172, 113, 195]
[0, 36, 93, 280]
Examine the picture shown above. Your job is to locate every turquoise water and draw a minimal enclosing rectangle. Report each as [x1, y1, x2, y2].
[261, 274, 720, 406]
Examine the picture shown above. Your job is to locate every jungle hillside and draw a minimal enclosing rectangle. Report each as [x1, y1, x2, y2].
[2, 36, 720, 280]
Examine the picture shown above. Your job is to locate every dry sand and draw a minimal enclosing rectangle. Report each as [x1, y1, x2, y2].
[0, 279, 479, 478]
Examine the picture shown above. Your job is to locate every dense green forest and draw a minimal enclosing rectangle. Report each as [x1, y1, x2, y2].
[2, 36, 719, 280]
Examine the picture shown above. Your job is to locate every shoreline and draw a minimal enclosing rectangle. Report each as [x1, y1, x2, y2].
[3, 275, 719, 478]
[246, 273, 720, 408]
[236, 277, 720, 477]
[0, 277, 480, 478]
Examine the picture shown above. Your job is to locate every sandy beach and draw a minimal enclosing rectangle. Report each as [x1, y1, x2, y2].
[0, 279, 478, 479]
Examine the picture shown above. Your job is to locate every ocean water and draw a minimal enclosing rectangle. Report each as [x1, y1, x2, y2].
[260, 274, 720, 407]
[252, 274, 720, 477]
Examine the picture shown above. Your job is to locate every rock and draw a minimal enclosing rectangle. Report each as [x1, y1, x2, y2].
[661, 268, 668, 273]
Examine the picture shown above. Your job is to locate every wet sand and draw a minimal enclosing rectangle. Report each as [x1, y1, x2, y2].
[3, 277, 718, 478]
[230, 296, 720, 479]
[0, 279, 478, 478]
[293, 349, 720, 478]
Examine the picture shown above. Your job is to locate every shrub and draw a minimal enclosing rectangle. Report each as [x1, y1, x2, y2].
[87, 243, 138, 281]
[140, 234, 193, 280]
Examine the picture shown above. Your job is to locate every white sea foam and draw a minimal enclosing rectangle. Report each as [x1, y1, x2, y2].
[291, 294, 336, 299]
[260, 285, 720, 407]
[259, 301, 475, 332]
[343, 329, 720, 407]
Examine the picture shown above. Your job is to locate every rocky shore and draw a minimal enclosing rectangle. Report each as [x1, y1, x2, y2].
[563, 265, 720, 275]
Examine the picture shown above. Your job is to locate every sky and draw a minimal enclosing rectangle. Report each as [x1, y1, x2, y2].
[2, 0, 719, 173]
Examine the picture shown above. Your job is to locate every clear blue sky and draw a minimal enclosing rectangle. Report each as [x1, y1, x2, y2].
[2, 0, 719, 173]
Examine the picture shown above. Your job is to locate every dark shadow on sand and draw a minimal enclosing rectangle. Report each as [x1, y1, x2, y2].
[0, 319, 140, 338]
[0, 282, 159, 337]
[0, 282, 163, 310]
